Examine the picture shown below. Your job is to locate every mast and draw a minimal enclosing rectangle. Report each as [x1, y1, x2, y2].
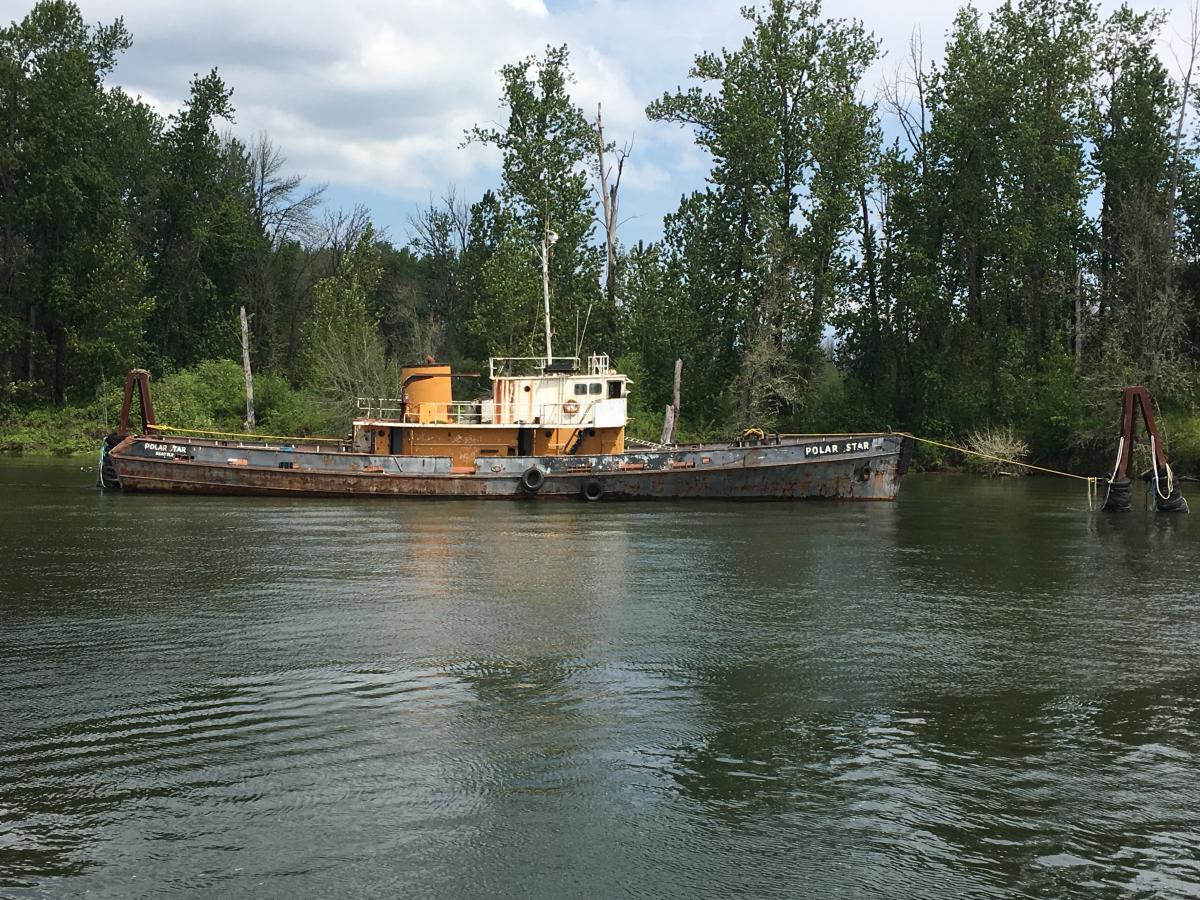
[541, 229, 557, 362]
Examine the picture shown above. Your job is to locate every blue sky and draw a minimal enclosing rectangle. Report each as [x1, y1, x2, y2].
[19, 0, 1196, 247]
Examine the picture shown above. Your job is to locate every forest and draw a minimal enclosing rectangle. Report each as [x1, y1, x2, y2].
[4, 0, 1200, 471]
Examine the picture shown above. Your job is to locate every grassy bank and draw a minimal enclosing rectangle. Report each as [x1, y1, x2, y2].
[0, 361, 339, 456]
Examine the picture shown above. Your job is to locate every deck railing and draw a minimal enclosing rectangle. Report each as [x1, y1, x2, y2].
[356, 397, 599, 426]
[488, 356, 579, 378]
[486, 354, 615, 378]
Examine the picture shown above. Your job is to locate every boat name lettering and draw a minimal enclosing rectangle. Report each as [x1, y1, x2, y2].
[803, 440, 871, 457]
[143, 442, 188, 457]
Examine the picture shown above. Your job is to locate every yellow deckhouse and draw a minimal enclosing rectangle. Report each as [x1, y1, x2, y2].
[353, 354, 631, 471]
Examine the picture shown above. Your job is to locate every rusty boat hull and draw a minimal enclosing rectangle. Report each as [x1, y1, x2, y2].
[105, 433, 911, 501]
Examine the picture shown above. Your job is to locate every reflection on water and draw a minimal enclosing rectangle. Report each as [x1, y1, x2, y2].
[1, 462, 1198, 897]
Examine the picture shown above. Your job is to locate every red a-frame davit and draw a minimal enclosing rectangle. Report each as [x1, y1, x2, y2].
[1103, 386, 1187, 512]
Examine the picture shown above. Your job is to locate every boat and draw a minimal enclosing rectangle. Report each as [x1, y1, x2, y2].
[99, 353, 912, 501]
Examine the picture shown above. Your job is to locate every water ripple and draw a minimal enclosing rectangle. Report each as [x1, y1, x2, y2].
[2, 465, 1199, 897]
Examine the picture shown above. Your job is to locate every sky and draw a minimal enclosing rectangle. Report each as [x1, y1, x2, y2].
[10, 0, 1198, 247]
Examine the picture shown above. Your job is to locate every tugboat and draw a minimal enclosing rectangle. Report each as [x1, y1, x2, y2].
[100, 283, 910, 500]
[100, 351, 910, 500]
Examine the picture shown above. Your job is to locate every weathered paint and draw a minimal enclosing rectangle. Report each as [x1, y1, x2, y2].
[108, 434, 908, 501]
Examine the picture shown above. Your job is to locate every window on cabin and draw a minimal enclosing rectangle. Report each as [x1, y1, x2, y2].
[574, 383, 588, 396]
[588, 382, 602, 395]
[607, 380, 622, 399]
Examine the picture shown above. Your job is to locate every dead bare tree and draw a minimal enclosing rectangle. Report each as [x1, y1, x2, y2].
[1167, 0, 1199, 266]
[238, 133, 328, 362]
[879, 29, 929, 165]
[248, 133, 326, 248]
[594, 103, 631, 308]
[405, 189, 471, 358]
[277, 204, 374, 369]
[409, 188, 470, 257]
[320, 204, 374, 275]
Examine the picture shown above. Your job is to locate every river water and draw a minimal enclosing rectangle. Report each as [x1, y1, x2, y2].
[1, 459, 1199, 898]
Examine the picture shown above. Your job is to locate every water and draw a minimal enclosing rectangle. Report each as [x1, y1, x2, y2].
[2, 459, 1199, 898]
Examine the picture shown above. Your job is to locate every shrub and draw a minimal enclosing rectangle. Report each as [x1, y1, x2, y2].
[0, 403, 108, 455]
[964, 425, 1031, 477]
[1159, 411, 1200, 477]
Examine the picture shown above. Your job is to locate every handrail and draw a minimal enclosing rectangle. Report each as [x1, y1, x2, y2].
[488, 356, 580, 378]
[355, 398, 602, 426]
[485, 355, 616, 378]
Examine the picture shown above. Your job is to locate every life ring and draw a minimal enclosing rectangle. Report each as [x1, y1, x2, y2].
[563, 398, 581, 415]
[520, 466, 546, 493]
[581, 479, 603, 502]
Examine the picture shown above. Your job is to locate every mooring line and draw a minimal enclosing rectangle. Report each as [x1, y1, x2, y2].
[906, 434, 1094, 481]
[903, 434, 1103, 509]
[147, 424, 348, 443]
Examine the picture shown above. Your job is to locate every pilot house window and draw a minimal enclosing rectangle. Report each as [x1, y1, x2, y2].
[588, 382, 602, 395]
[574, 383, 588, 396]
[607, 380, 622, 399]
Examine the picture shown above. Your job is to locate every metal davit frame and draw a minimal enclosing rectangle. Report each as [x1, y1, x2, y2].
[1103, 386, 1188, 513]
[117, 369, 158, 436]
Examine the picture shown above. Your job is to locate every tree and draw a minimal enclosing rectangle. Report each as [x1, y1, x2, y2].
[407, 189, 469, 355]
[242, 132, 325, 366]
[466, 45, 607, 358]
[145, 69, 255, 368]
[301, 225, 395, 418]
[838, 0, 1099, 441]
[594, 102, 630, 310]
[0, 0, 153, 404]
[648, 0, 879, 424]
[1091, 5, 1182, 388]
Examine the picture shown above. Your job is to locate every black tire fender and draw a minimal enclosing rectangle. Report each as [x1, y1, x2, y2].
[520, 466, 546, 493]
[581, 478, 603, 501]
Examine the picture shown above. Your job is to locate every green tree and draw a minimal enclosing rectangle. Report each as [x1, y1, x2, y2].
[301, 226, 395, 418]
[466, 45, 607, 359]
[1092, 5, 1188, 395]
[145, 69, 255, 369]
[837, 0, 1101, 447]
[648, 0, 878, 425]
[0, 0, 153, 404]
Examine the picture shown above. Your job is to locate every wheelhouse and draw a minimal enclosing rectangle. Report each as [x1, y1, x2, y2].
[352, 354, 630, 469]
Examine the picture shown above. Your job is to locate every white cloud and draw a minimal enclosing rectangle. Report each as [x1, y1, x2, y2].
[52, 0, 1200, 244]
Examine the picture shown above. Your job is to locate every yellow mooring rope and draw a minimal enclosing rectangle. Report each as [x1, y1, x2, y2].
[905, 434, 1102, 510]
[151, 424, 346, 443]
[907, 435, 1093, 481]
[782, 430, 1092, 481]
[747, 431, 1101, 501]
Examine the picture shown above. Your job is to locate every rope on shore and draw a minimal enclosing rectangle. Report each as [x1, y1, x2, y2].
[151, 424, 346, 443]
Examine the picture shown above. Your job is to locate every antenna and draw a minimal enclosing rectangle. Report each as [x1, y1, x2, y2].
[575, 302, 593, 361]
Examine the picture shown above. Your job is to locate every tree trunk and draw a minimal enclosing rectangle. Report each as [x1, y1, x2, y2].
[2, 80, 16, 381]
[659, 404, 675, 446]
[1080, 267, 1089, 362]
[240, 305, 256, 431]
[26, 302, 35, 384]
[659, 358, 682, 444]
[859, 183, 879, 361]
[594, 103, 625, 309]
[53, 325, 66, 407]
